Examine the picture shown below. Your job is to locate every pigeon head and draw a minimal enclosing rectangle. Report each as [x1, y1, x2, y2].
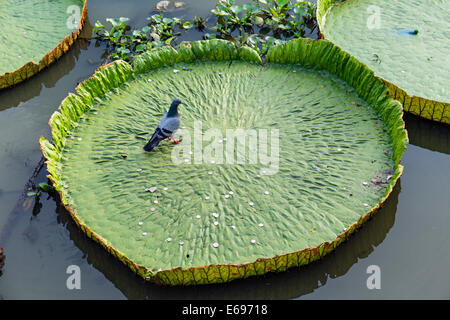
[167, 98, 183, 117]
[171, 98, 182, 107]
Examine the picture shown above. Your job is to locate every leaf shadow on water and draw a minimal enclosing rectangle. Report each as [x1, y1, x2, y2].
[404, 113, 450, 155]
[0, 246, 4, 279]
[52, 179, 401, 299]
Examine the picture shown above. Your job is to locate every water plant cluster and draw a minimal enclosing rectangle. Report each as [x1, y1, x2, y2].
[93, 15, 193, 61]
[27, 182, 54, 197]
[92, 0, 317, 61]
[208, 0, 316, 49]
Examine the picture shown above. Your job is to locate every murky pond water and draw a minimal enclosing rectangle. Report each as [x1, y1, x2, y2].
[0, 0, 449, 299]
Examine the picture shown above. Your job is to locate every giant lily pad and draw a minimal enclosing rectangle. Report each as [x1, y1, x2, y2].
[40, 39, 407, 285]
[317, 0, 450, 124]
[0, 0, 87, 89]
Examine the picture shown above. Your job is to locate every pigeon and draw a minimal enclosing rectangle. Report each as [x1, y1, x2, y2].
[143, 98, 183, 152]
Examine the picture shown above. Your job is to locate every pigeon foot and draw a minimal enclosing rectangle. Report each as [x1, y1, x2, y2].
[168, 137, 182, 144]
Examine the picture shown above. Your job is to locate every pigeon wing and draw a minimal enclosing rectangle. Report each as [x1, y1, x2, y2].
[159, 114, 180, 135]
[143, 114, 180, 152]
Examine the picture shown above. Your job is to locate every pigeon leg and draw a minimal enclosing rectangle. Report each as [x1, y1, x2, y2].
[168, 137, 182, 144]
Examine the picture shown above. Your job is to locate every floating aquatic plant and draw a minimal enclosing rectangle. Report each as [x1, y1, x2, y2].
[93, 13, 192, 61]
[208, 0, 317, 55]
[26, 182, 53, 197]
[212, 0, 316, 36]
[40, 39, 407, 285]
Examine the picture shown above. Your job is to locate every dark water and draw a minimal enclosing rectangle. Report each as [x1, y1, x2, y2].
[0, 0, 449, 299]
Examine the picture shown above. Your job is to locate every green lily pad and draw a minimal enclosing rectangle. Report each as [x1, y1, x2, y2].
[0, 0, 87, 89]
[317, 0, 450, 124]
[40, 39, 407, 285]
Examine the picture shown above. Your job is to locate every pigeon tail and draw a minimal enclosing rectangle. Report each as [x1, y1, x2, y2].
[143, 132, 164, 152]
